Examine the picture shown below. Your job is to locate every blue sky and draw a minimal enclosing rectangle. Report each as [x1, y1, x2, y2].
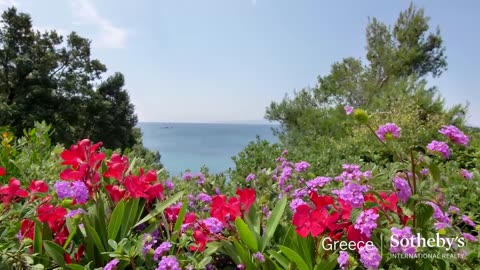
[1, 0, 479, 126]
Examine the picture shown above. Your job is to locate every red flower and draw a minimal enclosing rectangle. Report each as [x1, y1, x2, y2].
[310, 192, 334, 209]
[20, 219, 35, 240]
[0, 178, 29, 204]
[28, 180, 49, 193]
[38, 204, 67, 230]
[292, 204, 329, 238]
[346, 225, 370, 249]
[191, 229, 208, 252]
[145, 183, 164, 202]
[0, 167, 6, 176]
[123, 169, 157, 199]
[236, 188, 256, 212]
[104, 154, 129, 181]
[165, 204, 182, 222]
[210, 195, 241, 225]
[106, 185, 126, 203]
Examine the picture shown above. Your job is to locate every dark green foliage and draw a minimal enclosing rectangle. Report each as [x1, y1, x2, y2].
[0, 7, 137, 149]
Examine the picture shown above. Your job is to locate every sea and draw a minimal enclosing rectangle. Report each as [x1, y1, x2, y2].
[138, 122, 279, 175]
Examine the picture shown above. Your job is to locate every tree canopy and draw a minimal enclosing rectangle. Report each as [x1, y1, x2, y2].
[0, 7, 138, 149]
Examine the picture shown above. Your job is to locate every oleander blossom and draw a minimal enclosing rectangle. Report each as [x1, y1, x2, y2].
[245, 173, 256, 182]
[154, 242, 172, 261]
[390, 227, 416, 255]
[104, 259, 120, 270]
[156, 256, 181, 270]
[439, 125, 469, 146]
[460, 169, 473, 180]
[253, 252, 265, 263]
[203, 217, 224, 234]
[426, 140, 450, 159]
[376, 123, 401, 142]
[393, 176, 412, 203]
[344, 105, 354, 115]
[332, 182, 369, 208]
[359, 245, 381, 269]
[338, 251, 349, 269]
[354, 209, 379, 237]
[295, 161, 310, 172]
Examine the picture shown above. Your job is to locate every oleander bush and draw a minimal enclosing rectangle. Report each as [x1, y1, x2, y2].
[1, 106, 479, 270]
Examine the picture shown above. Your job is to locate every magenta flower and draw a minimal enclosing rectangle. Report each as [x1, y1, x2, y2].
[460, 169, 473, 180]
[253, 252, 265, 263]
[439, 125, 469, 146]
[332, 182, 369, 208]
[462, 215, 476, 227]
[355, 209, 379, 237]
[427, 140, 450, 159]
[245, 173, 256, 182]
[448, 206, 460, 214]
[295, 161, 310, 172]
[104, 259, 120, 270]
[156, 256, 181, 270]
[203, 217, 224, 234]
[344, 105, 354, 115]
[359, 245, 381, 269]
[393, 176, 412, 203]
[390, 227, 416, 255]
[54, 181, 73, 199]
[338, 251, 349, 269]
[71, 181, 88, 204]
[462, 233, 477, 242]
[376, 123, 401, 142]
[154, 242, 172, 261]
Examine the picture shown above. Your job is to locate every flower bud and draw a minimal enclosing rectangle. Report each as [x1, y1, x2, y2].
[61, 199, 73, 208]
[353, 109, 369, 124]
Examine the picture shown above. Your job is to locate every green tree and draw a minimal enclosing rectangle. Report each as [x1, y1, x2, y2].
[0, 7, 138, 149]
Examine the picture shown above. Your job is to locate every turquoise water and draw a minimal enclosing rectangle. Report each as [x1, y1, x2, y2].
[138, 123, 279, 175]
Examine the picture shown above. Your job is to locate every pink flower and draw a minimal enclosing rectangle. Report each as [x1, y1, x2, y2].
[460, 169, 473, 180]
[375, 123, 401, 142]
[439, 125, 469, 146]
[344, 105, 354, 115]
[426, 140, 450, 159]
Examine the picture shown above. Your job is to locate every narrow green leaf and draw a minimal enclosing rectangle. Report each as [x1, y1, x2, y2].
[261, 196, 287, 251]
[95, 197, 108, 249]
[233, 240, 256, 270]
[235, 217, 258, 252]
[134, 192, 184, 227]
[120, 198, 139, 237]
[33, 220, 43, 256]
[108, 200, 125, 241]
[268, 250, 289, 269]
[84, 219, 106, 253]
[428, 161, 441, 181]
[43, 240, 67, 268]
[279, 245, 311, 270]
[171, 199, 188, 243]
[67, 264, 85, 270]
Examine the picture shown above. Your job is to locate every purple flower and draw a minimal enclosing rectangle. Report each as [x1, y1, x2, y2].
[54, 181, 73, 199]
[376, 123, 401, 142]
[295, 161, 310, 172]
[142, 234, 157, 255]
[354, 209, 379, 237]
[253, 252, 265, 263]
[344, 105, 354, 115]
[215, 187, 221, 195]
[460, 169, 473, 180]
[182, 172, 193, 181]
[448, 206, 460, 214]
[439, 125, 469, 146]
[462, 215, 476, 227]
[393, 176, 412, 203]
[195, 173, 205, 184]
[427, 140, 450, 159]
[289, 198, 307, 211]
[71, 181, 88, 204]
[154, 242, 172, 261]
[434, 222, 450, 230]
[390, 227, 416, 255]
[165, 180, 174, 191]
[203, 217, 224, 234]
[104, 259, 120, 270]
[359, 245, 381, 269]
[340, 164, 363, 181]
[426, 202, 450, 224]
[292, 188, 308, 199]
[420, 168, 429, 176]
[306, 177, 332, 190]
[332, 182, 369, 208]
[246, 173, 256, 182]
[338, 251, 349, 269]
[237, 264, 246, 269]
[280, 167, 292, 182]
[65, 208, 86, 218]
[462, 233, 477, 242]
[196, 193, 212, 203]
[156, 256, 181, 270]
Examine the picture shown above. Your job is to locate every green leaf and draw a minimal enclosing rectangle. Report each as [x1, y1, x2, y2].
[428, 161, 441, 182]
[108, 200, 125, 241]
[233, 240, 256, 270]
[67, 264, 85, 270]
[84, 219, 106, 253]
[315, 254, 338, 270]
[33, 220, 43, 256]
[268, 250, 289, 269]
[120, 198, 139, 237]
[43, 240, 67, 268]
[134, 192, 184, 227]
[171, 199, 188, 243]
[261, 196, 287, 251]
[349, 208, 362, 223]
[415, 203, 434, 228]
[235, 217, 258, 252]
[95, 196, 108, 249]
[279, 245, 311, 270]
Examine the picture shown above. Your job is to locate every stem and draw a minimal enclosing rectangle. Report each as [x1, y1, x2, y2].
[366, 124, 405, 162]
